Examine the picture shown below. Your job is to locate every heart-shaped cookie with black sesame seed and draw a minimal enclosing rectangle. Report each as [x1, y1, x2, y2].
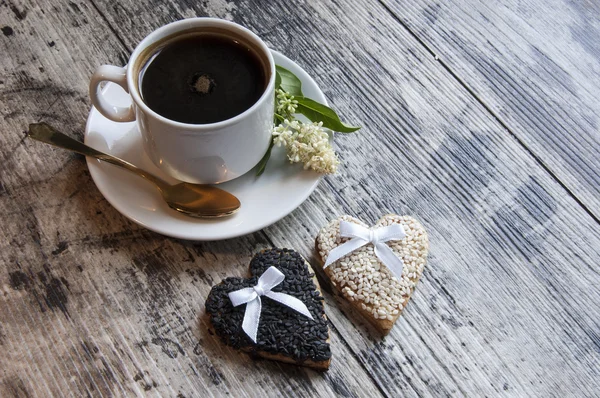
[315, 214, 428, 335]
[205, 248, 331, 370]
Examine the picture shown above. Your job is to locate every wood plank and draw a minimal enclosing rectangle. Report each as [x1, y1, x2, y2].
[86, 0, 600, 395]
[1, 0, 600, 397]
[381, 0, 600, 218]
[0, 1, 385, 397]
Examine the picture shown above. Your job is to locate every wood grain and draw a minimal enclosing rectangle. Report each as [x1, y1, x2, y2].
[1, 0, 600, 397]
[0, 1, 384, 397]
[381, 0, 600, 219]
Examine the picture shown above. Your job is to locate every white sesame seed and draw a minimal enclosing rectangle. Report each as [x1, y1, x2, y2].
[317, 214, 427, 326]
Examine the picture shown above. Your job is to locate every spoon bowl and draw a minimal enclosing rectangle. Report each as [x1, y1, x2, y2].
[161, 182, 240, 218]
[27, 123, 241, 218]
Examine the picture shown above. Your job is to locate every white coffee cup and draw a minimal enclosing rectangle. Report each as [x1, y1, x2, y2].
[89, 18, 275, 184]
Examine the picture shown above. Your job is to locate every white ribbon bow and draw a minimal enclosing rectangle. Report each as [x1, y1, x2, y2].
[324, 220, 407, 280]
[228, 266, 314, 343]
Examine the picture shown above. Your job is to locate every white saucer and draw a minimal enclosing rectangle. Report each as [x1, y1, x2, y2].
[84, 51, 325, 240]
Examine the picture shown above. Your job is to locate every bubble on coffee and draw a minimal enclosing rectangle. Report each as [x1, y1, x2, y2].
[190, 73, 216, 95]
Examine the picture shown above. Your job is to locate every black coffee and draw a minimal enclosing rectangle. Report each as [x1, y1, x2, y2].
[139, 32, 267, 124]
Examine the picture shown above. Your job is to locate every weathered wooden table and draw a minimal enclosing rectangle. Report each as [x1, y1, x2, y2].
[2, 0, 600, 396]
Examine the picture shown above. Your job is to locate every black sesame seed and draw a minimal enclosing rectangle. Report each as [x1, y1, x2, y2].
[205, 248, 331, 364]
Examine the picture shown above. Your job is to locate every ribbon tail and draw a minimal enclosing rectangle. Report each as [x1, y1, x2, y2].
[241, 297, 261, 343]
[324, 237, 369, 268]
[265, 292, 313, 320]
[375, 243, 405, 280]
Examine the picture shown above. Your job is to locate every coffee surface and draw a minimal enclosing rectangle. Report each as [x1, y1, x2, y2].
[140, 33, 266, 124]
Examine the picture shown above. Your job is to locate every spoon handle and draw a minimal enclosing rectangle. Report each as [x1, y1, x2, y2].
[27, 122, 168, 189]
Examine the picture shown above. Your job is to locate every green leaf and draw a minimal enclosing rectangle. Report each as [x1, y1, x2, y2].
[295, 97, 361, 133]
[275, 65, 303, 96]
[255, 139, 275, 176]
[275, 70, 281, 91]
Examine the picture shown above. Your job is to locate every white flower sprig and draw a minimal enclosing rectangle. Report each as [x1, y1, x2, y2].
[255, 65, 360, 176]
[275, 89, 298, 118]
[273, 119, 340, 174]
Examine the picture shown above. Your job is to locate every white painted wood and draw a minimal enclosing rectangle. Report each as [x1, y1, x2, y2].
[0, 1, 384, 397]
[382, 0, 600, 218]
[1, 0, 599, 397]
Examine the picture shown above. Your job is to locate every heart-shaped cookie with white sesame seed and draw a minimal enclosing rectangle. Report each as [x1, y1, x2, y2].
[315, 214, 428, 334]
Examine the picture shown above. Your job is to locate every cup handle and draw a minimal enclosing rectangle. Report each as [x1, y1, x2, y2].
[89, 65, 136, 122]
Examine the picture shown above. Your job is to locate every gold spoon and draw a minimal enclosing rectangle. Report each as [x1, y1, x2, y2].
[27, 122, 240, 218]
